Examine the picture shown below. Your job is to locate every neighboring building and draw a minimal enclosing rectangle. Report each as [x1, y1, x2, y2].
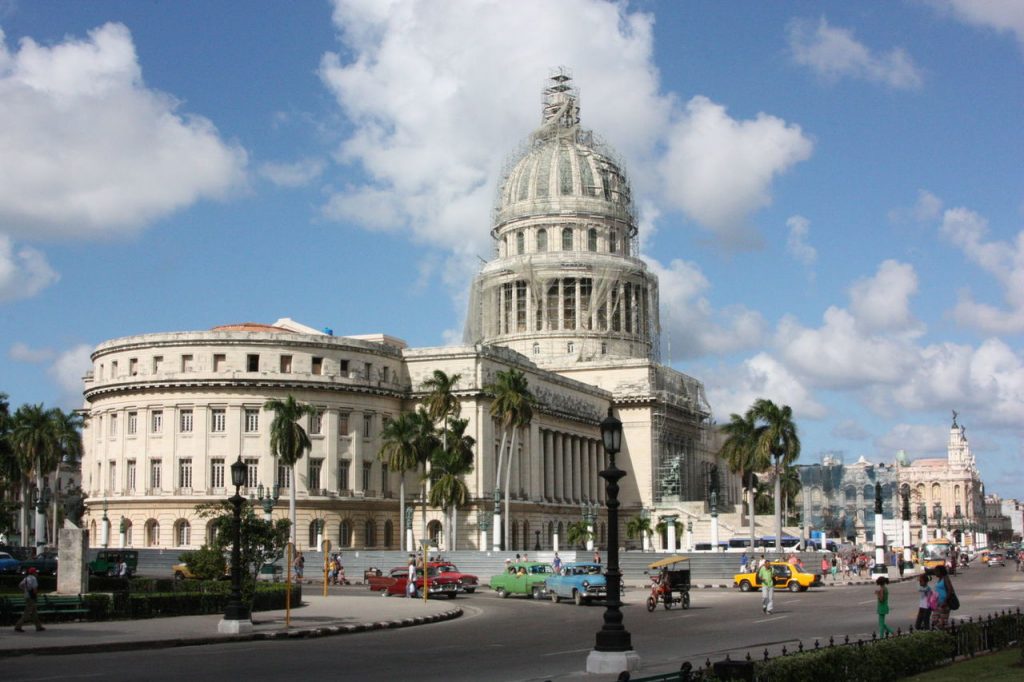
[79, 72, 736, 552]
[998, 498, 1023, 542]
[797, 453, 900, 545]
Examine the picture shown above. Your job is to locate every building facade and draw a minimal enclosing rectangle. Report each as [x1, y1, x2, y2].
[79, 73, 735, 552]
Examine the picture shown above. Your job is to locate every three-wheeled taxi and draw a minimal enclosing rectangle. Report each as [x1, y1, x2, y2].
[645, 555, 691, 611]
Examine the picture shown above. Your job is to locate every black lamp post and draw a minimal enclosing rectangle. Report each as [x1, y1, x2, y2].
[587, 409, 638, 673]
[219, 455, 252, 632]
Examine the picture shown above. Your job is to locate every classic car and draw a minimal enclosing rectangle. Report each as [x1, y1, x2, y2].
[546, 561, 606, 605]
[0, 551, 21, 574]
[489, 561, 554, 599]
[733, 561, 822, 592]
[430, 561, 479, 593]
[988, 552, 1006, 567]
[89, 550, 138, 577]
[19, 551, 58, 576]
[367, 566, 460, 598]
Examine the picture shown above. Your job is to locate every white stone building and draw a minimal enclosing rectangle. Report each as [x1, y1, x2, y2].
[79, 73, 736, 552]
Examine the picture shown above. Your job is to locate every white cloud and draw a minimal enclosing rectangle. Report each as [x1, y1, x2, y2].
[888, 189, 944, 224]
[649, 257, 766, 359]
[831, 419, 870, 441]
[0, 234, 59, 301]
[940, 207, 1024, 334]
[876, 423, 949, 457]
[9, 342, 54, 363]
[320, 0, 811, 255]
[788, 17, 923, 90]
[926, 0, 1024, 50]
[0, 23, 247, 240]
[258, 158, 325, 187]
[785, 215, 817, 266]
[47, 343, 93, 404]
[849, 259, 920, 333]
[657, 97, 813, 247]
[706, 353, 827, 420]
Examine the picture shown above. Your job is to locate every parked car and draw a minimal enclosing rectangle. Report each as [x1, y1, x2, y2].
[172, 561, 231, 580]
[987, 552, 1006, 567]
[545, 561, 606, 605]
[489, 561, 554, 599]
[19, 551, 58, 576]
[0, 551, 21, 575]
[89, 550, 138, 577]
[367, 566, 460, 599]
[733, 561, 821, 592]
[429, 561, 478, 593]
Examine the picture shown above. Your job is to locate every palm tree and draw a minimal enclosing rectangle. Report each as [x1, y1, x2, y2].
[0, 394, 19, 539]
[48, 408, 84, 542]
[719, 411, 764, 550]
[378, 412, 421, 552]
[750, 398, 800, 552]
[428, 417, 475, 550]
[565, 520, 592, 549]
[410, 407, 440, 547]
[654, 518, 681, 551]
[626, 515, 653, 551]
[263, 395, 316, 547]
[780, 464, 802, 526]
[421, 370, 461, 546]
[10, 404, 61, 548]
[485, 368, 535, 551]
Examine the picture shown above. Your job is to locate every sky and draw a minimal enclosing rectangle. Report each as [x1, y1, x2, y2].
[1, 1, 1022, 499]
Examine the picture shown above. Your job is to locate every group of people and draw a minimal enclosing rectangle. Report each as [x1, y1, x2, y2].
[874, 566, 958, 638]
[327, 553, 345, 585]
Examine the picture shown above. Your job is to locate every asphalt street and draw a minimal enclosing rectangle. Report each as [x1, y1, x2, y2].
[4, 565, 1022, 682]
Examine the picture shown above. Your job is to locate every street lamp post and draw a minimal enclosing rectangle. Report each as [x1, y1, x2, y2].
[919, 504, 928, 545]
[119, 516, 127, 549]
[900, 485, 911, 565]
[100, 497, 110, 549]
[256, 483, 280, 523]
[218, 456, 253, 634]
[587, 410, 639, 674]
[492, 489, 503, 552]
[582, 502, 597, 552]
[709, 491, 720, 552]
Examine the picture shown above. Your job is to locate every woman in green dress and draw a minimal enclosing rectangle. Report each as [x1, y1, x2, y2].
[875, 575, 894, 637]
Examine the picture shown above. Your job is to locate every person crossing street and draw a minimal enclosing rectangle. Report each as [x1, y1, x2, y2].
[757, 561, 774, 615]
[14, 567, 45, 632]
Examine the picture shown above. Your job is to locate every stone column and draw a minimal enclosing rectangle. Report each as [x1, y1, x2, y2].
[57, 522, 88, 596]
[571, 437, 581, 502]
[544, 431, 554, 501]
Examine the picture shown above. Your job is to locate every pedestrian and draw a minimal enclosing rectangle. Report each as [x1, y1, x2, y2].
[293, 551, 305, 581]
[14, 567, 45, 632]
[897, 556, 905, 578]
[741, 551, 749, 572]
[875, 575, 894, 637]
[406, 557, 417, 598]
[522, 552, 529, 562]
[820, 555, 829, 580]
[757, 561, 774, 615]
[930, 564, 957, 630]
[593, 550, 601, 564]
[118, 557, 129, 578]
[830, 555, 838, 581]
[552, 552, 562, 573]
[915, 573, 933, 631]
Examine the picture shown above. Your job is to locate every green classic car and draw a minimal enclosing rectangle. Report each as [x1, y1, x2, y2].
[489, 561, 554, 599]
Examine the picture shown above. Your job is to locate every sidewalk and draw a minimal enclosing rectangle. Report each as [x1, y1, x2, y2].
[0, 594, 461, 658]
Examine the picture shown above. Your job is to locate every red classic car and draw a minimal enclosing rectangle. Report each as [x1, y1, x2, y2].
[367, 566, 460, 598]
[430, 561, 479, 593]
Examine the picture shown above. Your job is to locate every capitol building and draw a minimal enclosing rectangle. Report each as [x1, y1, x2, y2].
[79, 73, 739, 552]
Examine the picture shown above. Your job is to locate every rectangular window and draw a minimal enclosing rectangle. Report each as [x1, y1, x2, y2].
[126, 460, 136, 492]
[362, 461, 371, 492]
[153, 356, 163, 373]
[244, 458, 259, 489]
[338, 460, 350, 491]
[109, 461, 117, 491]
[150, 459, 162, 490]
[563, 277, 576, 329]
[247, 354, 259, 372]
[364, 362, 373, 381]
[213, 353, 226, 371]
[181, 354, 194, 372]
[211, 408, 226, 433]
[382, 366, 390, 383]
[308, 458, 323, 491]
[312, 357, 323, 375]
[210, 458, 225, 489]
[280, 355, 292, 373]
[111, 360, 118, 377]
[277, 462, 292, 489]
[244, 408, 259, 433]
[109, 413, 118, 437]
[363, 413, 373, 439]
[339, 359, 349, 375]
[151, 410, 163, 433]
[338, 412, 350, 435]
[178, 458, 193, 489]
[179, 409, 193, 433]
[129, 358, 138, 375]
[516, 280, 527, 331]
[381, 466, 389, 495]
[310, 410, 323, 435]
[127, 411, 138, 435]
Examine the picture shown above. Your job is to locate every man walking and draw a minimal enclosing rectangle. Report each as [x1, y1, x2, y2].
[14, 567, 45, 632]
[757, 561, 775, 615]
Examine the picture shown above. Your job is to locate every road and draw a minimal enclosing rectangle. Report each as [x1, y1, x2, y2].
[6, 565, 1022, 682]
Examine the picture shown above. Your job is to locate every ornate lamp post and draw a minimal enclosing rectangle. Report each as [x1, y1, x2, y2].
[709, 491, 720, 552]
[33, 487, 51, 549]
[900, 484, 912, 565]
[100, 497, 110, 549]
[919, 503, 928, 546]
[872, 482, 886, 575]
[686, 520, 694, 551]
[218, 456, 252, 634]
[582, 502, 598, 552]
[477, 507, 491, 552]
[640, 508, 651, 552]
[119, 516, 127, 549]
[934, 503, 943, 540]
[492, 489, 503, 552]
[587, 410, 639, 674]
[256, 483, 280, 523]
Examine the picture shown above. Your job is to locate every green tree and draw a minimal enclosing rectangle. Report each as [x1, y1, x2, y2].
[654, 518, 682, 551]
[626, 515, 652, 551]
[565, 520, 592, 549]
[428, 417, 475, 550]
[47, 408, 84, 543]
[420, 371, 461, 546]
[485, 368, 536, 551]
[720, 411, 765, 550]
[378, 411, 420, 552]
[0, 393, 19, 536]
[178, 545, 227, 581]
[263, 395, 316, 546]
[11, 403, 61, 547]
[750, 398, 801, 552]
[410, 407, 440, 547]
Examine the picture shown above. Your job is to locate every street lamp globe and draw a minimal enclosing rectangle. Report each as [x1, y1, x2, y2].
[231, 456, 247, 488]
[600, 413, 622, 454]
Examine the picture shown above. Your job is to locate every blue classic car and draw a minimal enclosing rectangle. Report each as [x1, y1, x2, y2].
[546, 562, 606, 605]
[0, 551, 21, 575]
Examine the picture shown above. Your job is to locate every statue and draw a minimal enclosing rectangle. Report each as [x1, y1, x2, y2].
[873, 482, 883, 515]
[900, 485, 910, 521]
[951, 409, 958, 428]
[62, 488, 86, 526]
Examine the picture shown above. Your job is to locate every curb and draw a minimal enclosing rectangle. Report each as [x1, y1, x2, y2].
[0, 607, 463, 659]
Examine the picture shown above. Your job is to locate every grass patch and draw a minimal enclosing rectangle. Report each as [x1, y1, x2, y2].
[904, 647, 1024, 681]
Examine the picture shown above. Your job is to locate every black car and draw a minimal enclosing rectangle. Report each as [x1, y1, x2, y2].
[19, 551, 58, 576]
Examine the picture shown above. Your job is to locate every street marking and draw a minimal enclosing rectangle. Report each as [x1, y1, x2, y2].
[543, 647, 592, 656]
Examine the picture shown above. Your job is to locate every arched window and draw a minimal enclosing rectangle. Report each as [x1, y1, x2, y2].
[121, 519, 134, 547]
[145, 519, 160, 547]
[364, 519, 376, 547]
[536, 229, 547, 252]
[309, 520, 320, 548]
[587, 228, 598, 252]
[845, 487, 856, 505]
[427, 520, 443, 546]
[502, 235, 508, 257]
[561, 227, 573, 250]
[609, 230, 618, 253]
[205, 519, 218, 546]
[384, 520, 394, 548]
[516, 231, 525, 255]
[339, 520, 353, 548]
[174, 519, 191, 547]
[547, 521, 554, 546]
[89, 519, 97, 545]
[532, 342, 540, 355]
[931, 483, 941, 502]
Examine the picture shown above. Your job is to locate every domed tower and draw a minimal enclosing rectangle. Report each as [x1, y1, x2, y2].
[466, 70, 660, 368]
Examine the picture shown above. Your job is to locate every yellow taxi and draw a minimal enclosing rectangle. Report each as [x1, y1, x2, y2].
[733, 561, 822, 593]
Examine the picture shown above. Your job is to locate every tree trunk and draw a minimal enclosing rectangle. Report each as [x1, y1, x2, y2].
[774, 458, 782, 553]
[289, 463, 298, 547]
[20, 479, 30, 547]
[493, 428, 507, 551]
[503, 427, 518, 553]
[748, 486, 756, 550]
[34, 467, 46, 548]
[399, 478, 406, 552]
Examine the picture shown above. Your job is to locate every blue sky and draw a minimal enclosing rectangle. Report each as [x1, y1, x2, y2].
[1, 1, 1022, 498]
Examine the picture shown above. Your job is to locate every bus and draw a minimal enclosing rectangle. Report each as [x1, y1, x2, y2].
[920, 537, 954, 570]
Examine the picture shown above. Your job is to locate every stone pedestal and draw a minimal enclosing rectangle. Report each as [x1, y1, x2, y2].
[586, 649, 641, 674]
[217, 618, 254, 634]
[57, 522, 89, 595]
